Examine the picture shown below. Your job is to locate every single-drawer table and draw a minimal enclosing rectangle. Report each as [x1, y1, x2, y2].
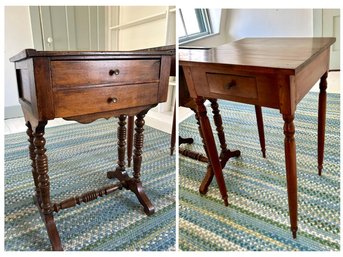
[179, 37, 335, 238]
[10, 48, 173, 250]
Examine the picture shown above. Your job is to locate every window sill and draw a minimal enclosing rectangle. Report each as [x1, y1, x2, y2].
[179, 32, 220, 45]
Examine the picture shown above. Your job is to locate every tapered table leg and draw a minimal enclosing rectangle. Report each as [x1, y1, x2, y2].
[283, 114, 298, 239]
[33, 121, 63, 251]
[199, 99, 241, 194]
[195, 97, 228, 206]
[318, 72, 328, 176]
[255, 105, 266, 158]
[127, 116, 134, 167]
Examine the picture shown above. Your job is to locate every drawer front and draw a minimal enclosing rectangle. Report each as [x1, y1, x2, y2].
[206, 73, 258, 99]
[51, 59, 161, 88]
[53, 83, 158, 117]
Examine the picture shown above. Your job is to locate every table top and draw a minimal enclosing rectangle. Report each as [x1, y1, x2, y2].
[179, 37, 335, 74]
[10, 47, 174, 62]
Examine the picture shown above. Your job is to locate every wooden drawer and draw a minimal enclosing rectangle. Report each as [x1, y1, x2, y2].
[51, 59, 161, 88]
[53, 83, 158, 117]
[206, 73, 258, 99]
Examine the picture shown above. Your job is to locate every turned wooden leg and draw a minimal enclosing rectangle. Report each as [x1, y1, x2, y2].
[26, 122, 41, 204]
[33, 121, 63, 251]
[132, 111, 154, 214]
[170, 103, 176, 155]
[209, 99, 228, 153]
[117, 115, 127, 171]
[196, 97, 228, 206]
[255, 105, 266, 158]
[283, 114, 298, 239]
[318, 72, 328, 176]
[107, 111, 154, 216]
[209, 99, 241, 164]
[127, 116, 134, 167]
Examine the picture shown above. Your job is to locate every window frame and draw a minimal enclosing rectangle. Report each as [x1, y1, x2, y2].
[178, 8, 213, 43]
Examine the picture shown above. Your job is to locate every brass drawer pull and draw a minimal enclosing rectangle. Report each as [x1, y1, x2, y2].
[227, 80, 236, 89]
[108, 97, 118, 103]
[109, 69, 120, 76]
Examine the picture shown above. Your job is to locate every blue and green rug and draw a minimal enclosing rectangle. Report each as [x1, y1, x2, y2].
[179, 92, 340, 251]
[5, 119, 175, 251]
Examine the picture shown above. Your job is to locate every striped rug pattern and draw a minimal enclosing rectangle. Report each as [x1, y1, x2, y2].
[179, 92, 340, 251]
[5, 119, 175, 251]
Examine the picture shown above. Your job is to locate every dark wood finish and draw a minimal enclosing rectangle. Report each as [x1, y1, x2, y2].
[107, 168, 154, 216]
[117, 115, 127, 171]
[255, 105, 266, 158]
[127, 116, 134, 167]
[179, 148, 208, 162]
[10, 48, 173, 250]
[26, 122, 40, 203]
[126, 45, 176, 164]
[318, 72, 328, 176]
[107, 109, 154, 216]
[133, 110, 147, 182]
[54, 83, 159, 117]
[195, 97, 228, 206]
[180, 38, 335, 238]
[283, 114, 298, 238]
[209, 99, 228, 153]
[33, 121, 63, 250]
[179, 136, 193, 145]
[179, 66, 264, 196]
[51, 59, 160, 88]
[53, 183, 122, 212]
[34, 121, 50, 215]
[199, 99, 241, 194]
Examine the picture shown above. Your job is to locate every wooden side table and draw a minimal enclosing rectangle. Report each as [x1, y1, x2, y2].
[180, 37, 335, 238]
[179, 63, 267, 196]
[10, 48, 173, 250]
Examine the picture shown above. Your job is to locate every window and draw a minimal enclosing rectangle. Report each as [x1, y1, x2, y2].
[178, 9, 212, 43]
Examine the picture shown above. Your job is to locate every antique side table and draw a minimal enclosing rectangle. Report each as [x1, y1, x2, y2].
[10, 48, 173, 250]
[179, 37, 335, 238]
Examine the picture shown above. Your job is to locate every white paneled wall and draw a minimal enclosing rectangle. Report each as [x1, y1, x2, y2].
[107, 6, 176, 133]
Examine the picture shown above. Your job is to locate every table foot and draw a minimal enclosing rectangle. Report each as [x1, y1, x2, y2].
[107, 169, 155, 216]
[179, 136, 194, 145]
[34, 196, 63, 251]
[291, 227, 298, 239]
[318, 166, 323, 176]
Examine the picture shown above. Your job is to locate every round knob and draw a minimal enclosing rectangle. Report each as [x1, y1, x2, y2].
[227, 80, 236, 89]
[109, 69, 120, 76]
[108, 97, 118, 103]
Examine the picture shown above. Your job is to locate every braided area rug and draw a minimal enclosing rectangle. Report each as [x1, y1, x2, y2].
[5, 119, 175, 251]
[179, 92, 340, 251]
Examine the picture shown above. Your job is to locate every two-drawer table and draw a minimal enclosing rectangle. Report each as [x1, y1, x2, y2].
[10, 48, 173, 250]
[179, 37, 335, 238]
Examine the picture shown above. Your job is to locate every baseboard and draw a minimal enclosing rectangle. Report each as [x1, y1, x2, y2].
[5, 105, 23, 119]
